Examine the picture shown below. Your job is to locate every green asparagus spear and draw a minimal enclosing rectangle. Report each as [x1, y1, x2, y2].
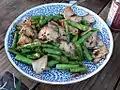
[70, 67, 88, 73]
[11, 31, 19, 49]
[72, 35, 78, 42]
[34, 47, 44, 56]
[74, 42, 83, 61]
[62, 51, 80, 60]
[82, 44, 93, 61]
[61, 56, 69, 63]
[43, 48, 62, 55]
[77, 31, 93, 44]
[15, 54, 32, 65]
[68, 61, 83, 66]
[32, 21, 39, 25]
[31, 16, 43, 20]
[67, 21, 89, 31]
[64, 21, 70, 43]
[41, 43, 59, 49]
[47, 60, 60, 67]
[16, 42, 41, 50]
[8, 48, 19, 55]
[81, 19, 88, 25]
[21, 49, 33, 54]
[56, 64, 79, 70]
[48, 54, 61, 61]
[26, 53, 40, 60]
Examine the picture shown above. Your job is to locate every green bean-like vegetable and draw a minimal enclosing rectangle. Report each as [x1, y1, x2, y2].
[26, 53, 40, 60]
[67, 21, 89, 31]
[8, 48, 19, 55]
[43, 48, 62, 55]
[52, 14, 64, 22]
[72, 35, 78, 42]
[47, 60, 60, 67]
[61, 56, 69, 63]
[11, 31, 19, 49]
[77, 31, 93, 44]
[70, 67, 88, 73]
[15, 54, 32, 65]
[56, 64, 79, 70]
[48, 54, 61, 61]
[16, 42, 41, 50]
[32, 21, 39, 25]
[39, 16, 53, 26]
[74, 42, 83, 61]
[64, 21, 70, 43]
[41, 43, 59, 50]
[82, 44, 93, 61]
[51, 42, 60, 47]
[34, 47, 44, 56]
[69, 61, 83, 66]
[31, 16, 43, 20]
[21, 49, 33, 54]
[81, 19, 88, 25]
[62, 51, 80, 60]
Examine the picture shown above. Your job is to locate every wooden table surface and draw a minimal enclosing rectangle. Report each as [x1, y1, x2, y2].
[0, 0, 120, 90]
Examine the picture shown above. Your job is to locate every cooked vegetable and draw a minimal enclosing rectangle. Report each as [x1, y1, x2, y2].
[67, 21, 89, 31]
[34, 47, 44, 56]
[64, 21, 70, 43]
[26, 53, 40, 60]
[74, 42, 83, 61]
[9, 6, 108, 75]
[81, 19, 88, 25]
[70, 67, 88, 73]
[56, 64, 79, 70]
[15, 54, 32, 65]
[16, 41, 41, 50]
[48, 60, 60, 67]
[68, 61, 83, 65]
[11, 31, 19, 49]
[31, 16, 43, 20]
[41, 43, 59, 50]
[60, 56, 69, 63]
[77, 31, 93, 44]
[48, 54, 61, 61]
[82, 44, 93, 61]
[21, 49, 32, 54]
[72, 35, 78, 42]
[62, 51, 80, 60]
[43, 48, 62, 55]
[8, 48, 19, 55]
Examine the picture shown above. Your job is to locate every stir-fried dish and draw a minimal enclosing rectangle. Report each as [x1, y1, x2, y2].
[9, 6, 108, 74]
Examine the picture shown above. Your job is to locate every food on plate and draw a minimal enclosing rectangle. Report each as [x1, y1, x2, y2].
[8, 6, 108, 74]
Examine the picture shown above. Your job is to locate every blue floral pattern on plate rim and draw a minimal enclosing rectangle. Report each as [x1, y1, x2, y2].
[4, 3, 113, 84]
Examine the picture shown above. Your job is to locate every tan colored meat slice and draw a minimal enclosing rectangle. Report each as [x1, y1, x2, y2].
[68, 16, 82, 23]
[32, 55, 48, 74]
[38, 26, 59, 42]
[19, 25, 34, 37]
[17, 34, 32, 45]
[83, 14, 95, 24]
[63, 6, 75, 19]
[92, 45, 108, 63]
[68, 25, 79, 35]
[59, 41, 75, 54]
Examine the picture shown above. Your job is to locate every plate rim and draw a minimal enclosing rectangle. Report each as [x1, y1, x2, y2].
[4, 3, 114, 85]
